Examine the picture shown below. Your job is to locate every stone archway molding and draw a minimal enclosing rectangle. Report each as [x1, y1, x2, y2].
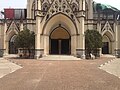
[42, 13, 78, 36]
[42, 13, 78, 56]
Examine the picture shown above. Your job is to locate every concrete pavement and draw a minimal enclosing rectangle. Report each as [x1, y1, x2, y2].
[99, 58, 120, 79]
[0, 55, 120, 90]
[0, 56, 120, 90]
[0, 58, 22, 78]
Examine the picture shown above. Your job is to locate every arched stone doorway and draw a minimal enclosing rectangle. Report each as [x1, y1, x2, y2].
[49, 27, 71, 55]
[9, 35, 18, 54]
[102, 31, 114, 54]
[102, 35, 110, 54]
[42, 13, 78, 56]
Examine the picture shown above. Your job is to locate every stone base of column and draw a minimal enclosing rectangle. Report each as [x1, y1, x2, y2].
[115, 49, 120, 58]
[35, 49, 44, 59]
[76, 49, 85, 59]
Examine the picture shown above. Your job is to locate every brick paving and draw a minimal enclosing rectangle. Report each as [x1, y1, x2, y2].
[0, 57, 120, 90]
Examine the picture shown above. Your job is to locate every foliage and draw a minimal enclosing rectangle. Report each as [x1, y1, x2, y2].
[85, 29, 102, 57]
[14, 29, 35, 58]
[15, 29, 35, 49]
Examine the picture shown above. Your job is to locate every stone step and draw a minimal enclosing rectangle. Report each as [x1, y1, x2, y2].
[101, 54, 116, 58]
[39, 55, 81, 60]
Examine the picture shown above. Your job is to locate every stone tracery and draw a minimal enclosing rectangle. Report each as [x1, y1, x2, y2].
[41, 0, 79, 22]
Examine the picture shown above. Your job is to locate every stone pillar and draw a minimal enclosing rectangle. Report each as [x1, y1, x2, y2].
[97, 22, 101, 33]
[71, 35, 77, 56]
[96, 12, 103, 56]
[35, 16, 43, 59]
[0, 21, 3, 48]
[76, 0, 85, 59]
[35, 0, 43, 59]
[111, 41, 115, 55]
[87, 0, 93, 30]
[97, 22, 102, 56]
[114, 21, 119, 57]
[3, 21, 7, 56]
[44, 35, 49, 56]
[0, 21, 5, 56]
[27, 0, 32, 18]
[88, 0, 93, 19]
[6, 41, 9, 55]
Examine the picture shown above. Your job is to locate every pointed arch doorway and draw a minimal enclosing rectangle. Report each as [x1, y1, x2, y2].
[49, 27, 71, 55]
[102, 34, 112, 54]
[101, 21, 115, 54]
[9, 35, 18, 54]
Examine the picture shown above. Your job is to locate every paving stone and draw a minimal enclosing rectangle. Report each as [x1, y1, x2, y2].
[0, 56, 120, 90]
[0, 60, 22, 78]
[99, 58, 120, 78]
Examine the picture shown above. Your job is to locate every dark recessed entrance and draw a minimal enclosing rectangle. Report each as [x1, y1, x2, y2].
[102, 42, 109, 54]
[50, 39, 70, 54]
[9, 35, 18, 54]
[50, 27, 71, 55]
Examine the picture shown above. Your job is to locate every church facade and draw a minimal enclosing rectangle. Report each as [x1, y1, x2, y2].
[0, 0, 120, 59]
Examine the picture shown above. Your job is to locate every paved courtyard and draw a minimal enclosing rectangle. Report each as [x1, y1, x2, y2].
[99, 58, 120, 78]
[0, 59, 22, 78]
[0, 56, 120, 90]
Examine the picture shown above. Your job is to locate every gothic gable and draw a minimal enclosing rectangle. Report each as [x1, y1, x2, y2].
[102, 21, 114, 33]
[43, 0, 78, 22]
[6, 20, 19, 34]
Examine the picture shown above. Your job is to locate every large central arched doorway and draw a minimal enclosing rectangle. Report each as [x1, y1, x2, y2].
[50, 27, 71, 55]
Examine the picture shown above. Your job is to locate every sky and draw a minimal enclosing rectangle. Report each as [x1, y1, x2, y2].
[0, 0, 120, 11]
[0, 0, 27, 11]
[94, 0, 120, 10]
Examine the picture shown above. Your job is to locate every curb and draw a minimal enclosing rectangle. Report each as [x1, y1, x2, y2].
[8, 60, 23, 67]
[99, 58, 116, 67]
[98, 58, 120, 79]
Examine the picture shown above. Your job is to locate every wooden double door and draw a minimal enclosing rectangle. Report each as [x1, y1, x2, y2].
[50, 39, 71, 55]
[102, 42, 109, 54]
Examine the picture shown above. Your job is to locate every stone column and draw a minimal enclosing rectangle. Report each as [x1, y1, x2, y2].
[3, 21, 7, 56]
[88, 0, 93, 19]
[87, 0, 93, 30]
[97, 22, 102, 56]
[114, 20, 119, 57]
[71, 35, 77, 56]
[5, 41, 9, 55]
[35, 16, 43, 59]
[27, 0, 31, 18]
[35, 0, 43, 59]
[111, 41, 115, 55]
[97, 22, 101, 33]
[44, 35, 49, 56]
[0, 21, 6, 56]
[0, 22, 2, 49]
[76, 0, 85, 59]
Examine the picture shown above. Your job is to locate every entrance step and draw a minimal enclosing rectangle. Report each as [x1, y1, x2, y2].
[39, 55, 81, 60]
[101, 54, 116, 58]
[3, 54, 18, 59]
